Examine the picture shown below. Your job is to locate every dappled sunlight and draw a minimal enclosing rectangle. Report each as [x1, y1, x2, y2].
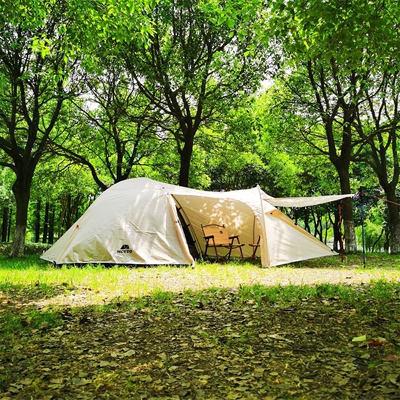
[2, 258, 400, 309]
[2, 260, 400, 399]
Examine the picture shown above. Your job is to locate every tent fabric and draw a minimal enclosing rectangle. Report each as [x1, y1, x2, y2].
[41, 177, 344, 267]
[267, 194, 353, 208]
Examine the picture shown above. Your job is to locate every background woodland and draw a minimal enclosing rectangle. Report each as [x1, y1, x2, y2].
[1, 0, 400, 256]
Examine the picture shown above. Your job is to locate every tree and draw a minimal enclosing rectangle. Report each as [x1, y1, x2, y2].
[200, 98, 273, 192]
[50, 66, 164, 190]
[122, 0, 267, 187]
[267, 0, 400, 252]
[0, 0, 77, 256]
[0, 168, 14, 242]
[277, 62, 363, 252]
[29, 159, 97, 242]
[254, 87, 346, 249]
[0, 0, 156, 255]
[355, 68, 400, 252]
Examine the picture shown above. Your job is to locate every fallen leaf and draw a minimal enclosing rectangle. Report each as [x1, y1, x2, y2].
[50, 378, 64, 384]
[386, 374, 399, 384]
[352, 335, 367, 342]
[386, 355, 400, 362]
[368, 341, 384, 347]
[122, 349, 135, 357]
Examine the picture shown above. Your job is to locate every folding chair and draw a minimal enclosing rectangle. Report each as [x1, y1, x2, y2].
[249, 236, 261, 260]
[201, 224, 244, 262]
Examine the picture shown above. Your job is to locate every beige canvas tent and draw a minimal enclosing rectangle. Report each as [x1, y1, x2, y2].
[41, 177, 351, 267]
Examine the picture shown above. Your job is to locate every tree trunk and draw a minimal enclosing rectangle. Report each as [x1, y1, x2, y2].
[303, 208, 311, 233]
[343, 215, 357, 253]
[178, 136, 194, 187]
[10, 224, 26, 257]
[386, 193, 400, 254]
[9, 173, 33, 257]
[49, 205, 55, 244]
[42, 201, 50, 243]
[330, 203, 341, 252]
[1, 207, 9, 242]
[34, 200, 41, 243]
[66, 194, 72, 228]
[334, 162, 357, 253]
[7, 208, 12, 242]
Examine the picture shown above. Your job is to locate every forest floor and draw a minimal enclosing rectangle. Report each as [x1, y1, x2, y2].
[1, 255, 400, 399]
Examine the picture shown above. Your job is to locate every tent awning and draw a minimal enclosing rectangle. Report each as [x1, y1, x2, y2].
[266, 194, 354, 208]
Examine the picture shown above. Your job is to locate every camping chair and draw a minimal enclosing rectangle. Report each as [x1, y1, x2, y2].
[201, 224, 244, 262]
[249, 236, 261, 260]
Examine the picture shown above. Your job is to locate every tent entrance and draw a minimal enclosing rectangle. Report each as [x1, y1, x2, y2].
[174, 201, 200, 260]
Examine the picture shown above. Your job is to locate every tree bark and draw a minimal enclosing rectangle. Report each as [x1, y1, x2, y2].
[7, 208, 12, 242]
[386, 192, 400, 254]
[42, 201, 50, 243]
[49, 205, 55, 244]
[9, 176, 32, 257]
[1, 207, 9, 242]
[34, 200, 41, 243]
[336, 168, 357, 253]
[329, 203, 342, 252]
[178, 135, 194, 187]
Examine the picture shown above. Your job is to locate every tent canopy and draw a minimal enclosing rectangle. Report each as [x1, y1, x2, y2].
[41, 178, 352, 267]
[267, 194, 352, 208]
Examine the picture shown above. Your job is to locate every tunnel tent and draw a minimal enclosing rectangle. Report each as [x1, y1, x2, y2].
[41, 177, 352, 267]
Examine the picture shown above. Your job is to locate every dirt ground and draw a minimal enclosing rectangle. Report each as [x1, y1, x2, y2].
[1, 263, 400, 399]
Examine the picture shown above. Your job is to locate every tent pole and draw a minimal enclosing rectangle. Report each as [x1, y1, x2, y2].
[256, 185, 270, 268]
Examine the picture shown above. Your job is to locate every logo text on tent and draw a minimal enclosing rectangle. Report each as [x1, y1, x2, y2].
[117, 244, 132, 254]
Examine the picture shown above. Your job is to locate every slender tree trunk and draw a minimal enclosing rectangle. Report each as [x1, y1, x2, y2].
[42, 201, 50, 243]
[293, 209, 299, 225]
[58, 195, 67, 237]
[303, 208, 311, 233]
[7, 208, 12, 242]
[34, 200, 41, 243]
[66, 194, 72, 228]
[49, 205, 55, 244]
[329, 204, 341, 252]
[1, 207, 8, 242]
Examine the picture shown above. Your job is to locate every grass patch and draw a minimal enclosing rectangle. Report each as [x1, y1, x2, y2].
[1, 308, 62, 334]
[296, 251, 400, 269]
[1, 254, 400, 398]
[1, 253, 400, 305]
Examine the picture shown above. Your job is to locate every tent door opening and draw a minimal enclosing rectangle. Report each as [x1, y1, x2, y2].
[175, 205, 200, 260]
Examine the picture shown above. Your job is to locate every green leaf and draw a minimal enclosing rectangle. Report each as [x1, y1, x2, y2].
[352, 335, 367, 342]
